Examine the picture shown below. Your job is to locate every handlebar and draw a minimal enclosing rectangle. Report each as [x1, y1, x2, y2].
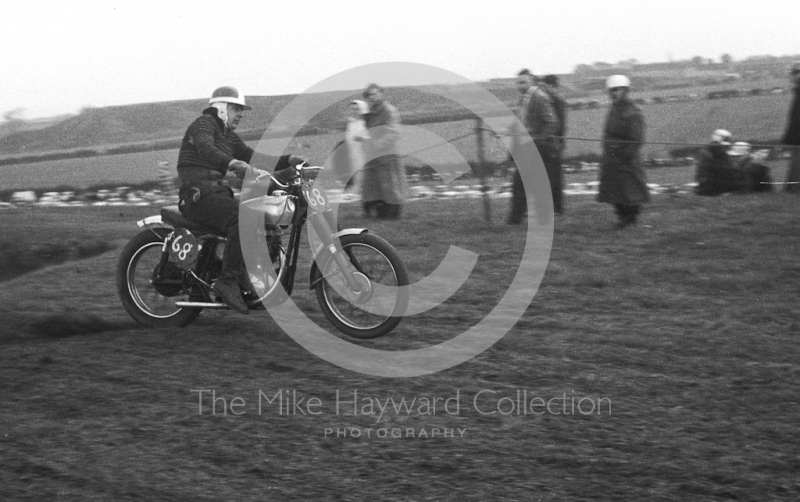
[252, 163, 323, 188]
[254, 169, 287, 188]
[297, 164, 323, 178]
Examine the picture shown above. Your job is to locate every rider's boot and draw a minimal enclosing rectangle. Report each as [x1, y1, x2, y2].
[238, 268, 261, 299]
[213, 235, 249, 315]
[214, 274, 249, 314]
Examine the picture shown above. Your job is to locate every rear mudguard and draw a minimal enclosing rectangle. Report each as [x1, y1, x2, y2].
[309, 228, 368, 289]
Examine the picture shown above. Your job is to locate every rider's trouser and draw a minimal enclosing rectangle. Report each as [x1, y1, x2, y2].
[178, 184, 245, 284]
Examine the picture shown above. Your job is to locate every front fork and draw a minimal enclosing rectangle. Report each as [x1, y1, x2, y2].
[309, 209, 364, 294]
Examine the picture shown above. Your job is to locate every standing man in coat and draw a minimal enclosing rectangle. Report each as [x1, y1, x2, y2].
[541, 75, 568, 155]
[507, 69, 562, 224]
[597, 75, 649, 228]
[782, 62, 800, 193]
[541, 74, 567, 214]
[361, 83, 407, 219]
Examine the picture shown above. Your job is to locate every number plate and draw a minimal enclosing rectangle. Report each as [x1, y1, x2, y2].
[302, 185, 329, 211]
[166, 228, 200, 270]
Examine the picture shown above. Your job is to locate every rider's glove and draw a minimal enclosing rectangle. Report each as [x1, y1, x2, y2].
[228, 159, 250, 179]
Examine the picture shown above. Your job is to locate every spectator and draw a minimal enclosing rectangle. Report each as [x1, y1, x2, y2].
[361, 83, 406, 219]
[727, 142, 773, 193]
[506, 69, 562, 224]
[695, 129, 741, 196]
[597, 75, 648, 228]
[782, 61, 800, 192]
[696, 132, 773, 195]
[541, 75, 568, 153]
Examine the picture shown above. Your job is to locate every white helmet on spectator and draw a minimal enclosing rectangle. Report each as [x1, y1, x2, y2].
[209, 86, 251, 110]
[711, 129, 732, 144]
[606, 75, 631, 89]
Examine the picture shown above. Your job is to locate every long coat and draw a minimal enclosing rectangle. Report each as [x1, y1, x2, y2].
[782, 86, 800, 145]
[597, 98, 649, 206]
[361, 101, 407, 205]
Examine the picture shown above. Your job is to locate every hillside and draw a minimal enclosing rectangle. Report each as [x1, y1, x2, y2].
[0, 95, 298, 155]
[0, 114, 75, 141]
[0, 86, 517, 157]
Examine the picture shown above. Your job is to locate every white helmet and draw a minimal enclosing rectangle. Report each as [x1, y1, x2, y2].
[606, 75, 631, 89]
[711, 129, 732, 144]
[209, 86, 251, 110]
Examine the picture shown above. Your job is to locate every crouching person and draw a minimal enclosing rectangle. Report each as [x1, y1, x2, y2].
[696, 131, 772, 195]
[727, 142, 772, 193]
[695, 130, 741, 196]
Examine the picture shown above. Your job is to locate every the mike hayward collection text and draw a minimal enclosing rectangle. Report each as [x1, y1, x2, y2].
[190, 389, 612, 420]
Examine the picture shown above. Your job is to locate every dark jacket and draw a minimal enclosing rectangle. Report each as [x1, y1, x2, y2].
[597, 98, 649, 205]
[519, 86, 560, 140]
[177, 107, 254, 187]
[695, 144, 744, 196]
[541, 85, 567, 142]
[782, 86, 800, 146]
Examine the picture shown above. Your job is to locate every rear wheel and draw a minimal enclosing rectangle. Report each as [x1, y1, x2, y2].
[116, 228, 202, 328]
[314, 233, 408, 339]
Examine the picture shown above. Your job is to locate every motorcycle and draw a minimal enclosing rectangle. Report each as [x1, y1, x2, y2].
[116, 164, 409, 339]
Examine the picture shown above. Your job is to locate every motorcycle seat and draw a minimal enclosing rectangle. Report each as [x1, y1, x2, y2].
[160, 206, 221, 234]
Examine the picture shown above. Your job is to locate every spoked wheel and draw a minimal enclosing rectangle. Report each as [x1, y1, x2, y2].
[116, 228, 202, 328]
[314, 233, 409, 339]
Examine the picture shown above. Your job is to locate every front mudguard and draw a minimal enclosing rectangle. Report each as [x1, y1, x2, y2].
[309, 228, 368, 289]
[136, 215, 175, 241]
[137, 215, 169, 229]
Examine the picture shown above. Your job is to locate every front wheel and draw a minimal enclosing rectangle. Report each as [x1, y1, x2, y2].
[314, 233, 409, 339]
[116, 228, 202, 328]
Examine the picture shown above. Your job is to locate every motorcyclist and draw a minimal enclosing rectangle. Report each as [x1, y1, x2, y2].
[176, 86, 303, 314]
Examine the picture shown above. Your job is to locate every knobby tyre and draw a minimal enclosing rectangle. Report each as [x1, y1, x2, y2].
[116, 228, 202, 328]
[314, 233, 409, 339]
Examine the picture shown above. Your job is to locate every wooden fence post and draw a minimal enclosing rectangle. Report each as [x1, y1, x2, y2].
[475, 117, 492, 222]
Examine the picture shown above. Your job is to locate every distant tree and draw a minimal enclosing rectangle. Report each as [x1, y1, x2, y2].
[3, 108, 26, 123]
[617, 58, 639, 68]
[2, 108, 27, 134]
[721, 54, 733, 64]
[691, 56, 704, 66]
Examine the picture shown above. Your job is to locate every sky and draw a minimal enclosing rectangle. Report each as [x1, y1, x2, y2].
[2, 0, 799, 120]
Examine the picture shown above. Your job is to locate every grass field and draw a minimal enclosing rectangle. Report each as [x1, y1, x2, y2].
[561, 75, 790, 101]
[1, 188, 799, 500]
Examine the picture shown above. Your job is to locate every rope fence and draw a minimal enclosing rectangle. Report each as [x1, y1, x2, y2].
[402, 118, 800, 222]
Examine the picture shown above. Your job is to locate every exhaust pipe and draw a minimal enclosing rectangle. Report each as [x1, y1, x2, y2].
[175, 301, 229, 309]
